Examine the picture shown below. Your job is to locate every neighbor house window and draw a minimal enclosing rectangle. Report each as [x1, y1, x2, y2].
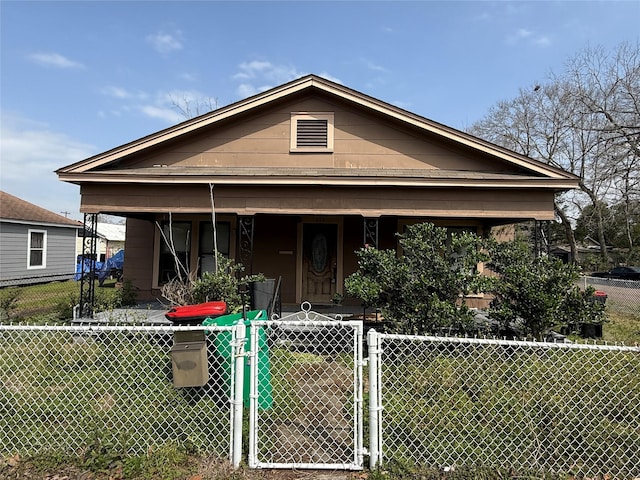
[198, 221, 231, 274]
[290, 112, 334, 152]
[27, 230, 46, 269]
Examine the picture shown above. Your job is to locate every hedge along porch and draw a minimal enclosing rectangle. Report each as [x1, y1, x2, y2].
[57, 75, 579, 307]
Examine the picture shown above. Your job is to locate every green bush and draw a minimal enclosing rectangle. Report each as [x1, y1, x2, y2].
[191, 254, 264, 312]
[486, 240, 606, 339]
[345, 222, 607, 338]
[345, 223, 490, 335]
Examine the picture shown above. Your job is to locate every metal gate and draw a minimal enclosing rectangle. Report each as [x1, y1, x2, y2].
[247, 304, 364, 470]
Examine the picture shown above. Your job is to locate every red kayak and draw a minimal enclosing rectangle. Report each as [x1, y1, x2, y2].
[165, 301, 227, 324]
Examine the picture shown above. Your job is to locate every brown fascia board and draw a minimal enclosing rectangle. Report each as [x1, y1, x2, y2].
[57, 75, 578, 182]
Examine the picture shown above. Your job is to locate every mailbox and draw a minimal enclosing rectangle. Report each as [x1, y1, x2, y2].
[170, 330, 208, 388]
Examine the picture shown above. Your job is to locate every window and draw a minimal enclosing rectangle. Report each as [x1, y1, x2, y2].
[28, 230, 46, 269]
[158, 221, 191, 283]
[198, 221, 231, 274]
[157, 220, 234, 283]
[290, 112, 334, 152]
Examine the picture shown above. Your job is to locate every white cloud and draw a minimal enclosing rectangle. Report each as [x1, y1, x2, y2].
[317, 72, 342, 84]
[507, 28, 552, 47]
[97, 85, 216, 123]
[1, 114, 95, 177]
[233, 61, 275, 80]
[0, 113, 95, 219]
[236, 83, 261, 98]
[100, 86, 148, 100]
[27, 52, 84, 69]
[534, 36, 552, 47]
[232, 61, 342, 99]
[138, 105, 184, 124]
[146, 30, 183, 54]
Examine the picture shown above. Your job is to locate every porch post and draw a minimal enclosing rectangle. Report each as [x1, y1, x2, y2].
[363, 217, 379, 248]
[533, 220, 551, 258]
[238, 215, 255, 273]
[79, 213, 98, 318]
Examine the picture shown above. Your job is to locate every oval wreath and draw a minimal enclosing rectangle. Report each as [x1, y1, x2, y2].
[311, 233, 328, 273]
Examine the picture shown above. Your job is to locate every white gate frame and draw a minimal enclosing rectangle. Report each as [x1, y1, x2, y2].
[230, 320, 246, 468]
[247, 304, 364, 470]
[367, 329, 383, 468]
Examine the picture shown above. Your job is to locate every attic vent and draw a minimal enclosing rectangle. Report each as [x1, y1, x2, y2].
[290, 112, 334, 152]
[297, 119, 328, 147]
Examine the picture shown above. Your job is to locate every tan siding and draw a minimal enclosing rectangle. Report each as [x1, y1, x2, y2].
[111, 94, 524, 174]
[123, 218, 155, 300]
[81, 184, 555, 220]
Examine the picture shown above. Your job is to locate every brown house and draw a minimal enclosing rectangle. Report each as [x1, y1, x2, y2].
[57, 75, 579, 306]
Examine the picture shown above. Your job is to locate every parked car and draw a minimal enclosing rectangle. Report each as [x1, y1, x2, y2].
[591, 266, 640, 281]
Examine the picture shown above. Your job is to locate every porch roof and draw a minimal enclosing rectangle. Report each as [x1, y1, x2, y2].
[60, 166, 577, 190]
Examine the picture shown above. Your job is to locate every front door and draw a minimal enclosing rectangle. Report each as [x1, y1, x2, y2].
[302, 223, 338, 304]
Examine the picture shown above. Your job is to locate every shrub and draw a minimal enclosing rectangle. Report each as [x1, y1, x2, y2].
[117, 278, 137, 307]
[486, 240, 607, 339]
[345, 223, 607, 338]
[345, 223, 490, 335]
[161, 253, 264, 312]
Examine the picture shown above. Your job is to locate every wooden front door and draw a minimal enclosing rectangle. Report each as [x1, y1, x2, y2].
[301, 223, 338, 304]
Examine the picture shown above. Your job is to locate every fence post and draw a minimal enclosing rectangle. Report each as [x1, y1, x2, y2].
[248, 321, 259, 468]
[231, 320, 246, 468]
[368, 329, 382, 468]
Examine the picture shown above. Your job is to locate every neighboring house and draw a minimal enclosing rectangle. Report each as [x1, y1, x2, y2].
[57, 75, 579, 306]
[551, 236, 614, 265]
[0, 191, 81, 286]
[76, 222, 126, 262]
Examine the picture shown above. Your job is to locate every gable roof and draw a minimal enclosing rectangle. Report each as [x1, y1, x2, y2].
[96, 222, 126, 241]
[0, 191, 81, 228]
[57, 74, 578, 188]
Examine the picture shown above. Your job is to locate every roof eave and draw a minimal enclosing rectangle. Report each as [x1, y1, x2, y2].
[57, 172, 579, 190]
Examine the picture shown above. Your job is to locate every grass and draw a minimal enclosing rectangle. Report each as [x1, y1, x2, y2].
[0, 330, 231, 460]
[376, 338, 640, 478]
[602, 308, 640, 345]
[1, 289, 639, 479]
[0, 279, 122, 324]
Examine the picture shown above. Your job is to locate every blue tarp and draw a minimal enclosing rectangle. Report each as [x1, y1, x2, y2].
[74, 249, 124, 282]
[74, 258, 103, 281]
[99, 249, 124, 280]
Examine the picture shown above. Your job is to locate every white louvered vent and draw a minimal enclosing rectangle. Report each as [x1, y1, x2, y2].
[290, 112, 334, 152]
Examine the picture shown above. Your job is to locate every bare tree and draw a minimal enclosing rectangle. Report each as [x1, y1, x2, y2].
[564, 42, 640, 259]
[170, 94, 219, 119]
[469, 41, 640, 265]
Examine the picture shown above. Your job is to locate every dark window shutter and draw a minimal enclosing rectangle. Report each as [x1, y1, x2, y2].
[297, 119, 328, 147]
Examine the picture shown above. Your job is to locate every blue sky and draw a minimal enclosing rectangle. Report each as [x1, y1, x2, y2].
[1, 1, 639, 220]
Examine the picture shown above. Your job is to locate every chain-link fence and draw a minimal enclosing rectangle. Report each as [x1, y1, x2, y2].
[0, 275, 79, 322]
[368, 332, 640, 478]
[247, 313, 364, 470]
[3, 317, 640, 477]
[0, 324, 235, 458]
[580, 276, 640, 315]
